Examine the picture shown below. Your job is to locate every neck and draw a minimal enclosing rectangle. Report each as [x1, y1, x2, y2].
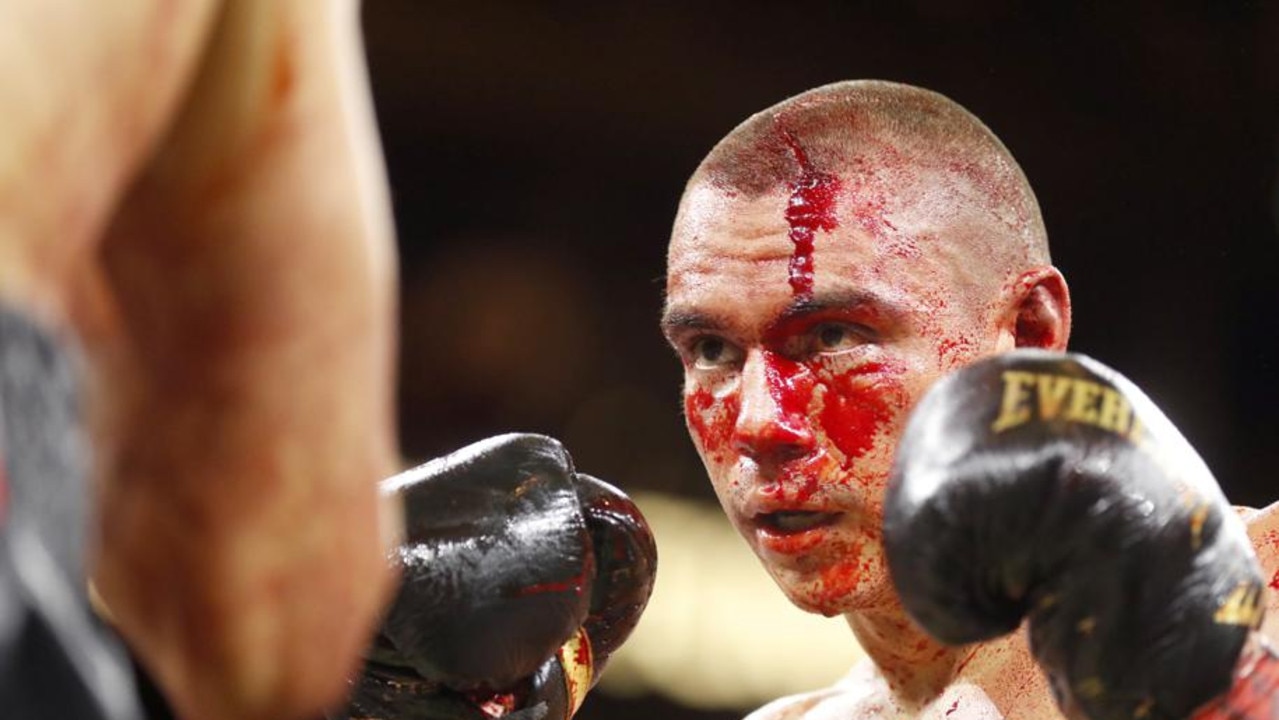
[845, 605, 973, 707]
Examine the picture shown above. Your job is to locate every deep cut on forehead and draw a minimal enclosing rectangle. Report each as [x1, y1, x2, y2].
[680, 80, 1050, 266]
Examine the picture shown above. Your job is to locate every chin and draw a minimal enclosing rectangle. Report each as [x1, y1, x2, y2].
[772, 563, 894, 617]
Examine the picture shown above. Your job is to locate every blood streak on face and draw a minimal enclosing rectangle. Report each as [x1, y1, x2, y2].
[781, 130, 842, 299]
[843, 155, 899, 245]
[816, 367, 899, 468]
[684, 388, 739, 466]
[806, 534, 874, 610]
[758, 353, 820, 503]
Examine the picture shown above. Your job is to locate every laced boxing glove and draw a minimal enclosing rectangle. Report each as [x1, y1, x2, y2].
[341, 433, 656, 720]
[884, 349, 1272, 720]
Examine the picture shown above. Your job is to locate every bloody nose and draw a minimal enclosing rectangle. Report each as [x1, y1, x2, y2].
[733, 350, 816, 466]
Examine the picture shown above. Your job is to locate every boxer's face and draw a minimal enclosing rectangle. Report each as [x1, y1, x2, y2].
[663, 177, 1005, 616]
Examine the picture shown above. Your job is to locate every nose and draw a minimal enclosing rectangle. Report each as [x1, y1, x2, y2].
[733, 350, 816, 466]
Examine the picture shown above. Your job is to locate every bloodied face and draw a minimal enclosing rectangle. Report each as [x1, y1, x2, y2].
[663, 154, 1018, 616]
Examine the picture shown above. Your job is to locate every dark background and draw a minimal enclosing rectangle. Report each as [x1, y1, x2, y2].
[360, 3, 1279, 717]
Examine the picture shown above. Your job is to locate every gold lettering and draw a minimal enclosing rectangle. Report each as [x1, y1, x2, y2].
[1188, 502, 1210, 551]
[991, 371, 1037, 433]
[1065, 379, 1102, 424]
[1214, 582, 1265, 628]
[990, 371, 1145, 447]
[1128, 415, 1146, 444]
[1096, 387, 1132, 434]
[1035, 374, 1075, 422]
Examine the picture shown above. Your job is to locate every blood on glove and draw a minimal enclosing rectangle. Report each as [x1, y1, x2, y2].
[884, 350, 1265, 720]
[339, 434, 655, 720]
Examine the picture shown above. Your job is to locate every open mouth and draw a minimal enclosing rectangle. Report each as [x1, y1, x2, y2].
[756, 511, 841, 534]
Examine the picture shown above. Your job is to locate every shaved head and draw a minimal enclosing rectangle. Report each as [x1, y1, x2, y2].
[674, 80, 1050, 279]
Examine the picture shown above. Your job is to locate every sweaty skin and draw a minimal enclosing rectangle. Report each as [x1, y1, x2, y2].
[0, 2, 400, 720]
[663, 81, 1279, 719]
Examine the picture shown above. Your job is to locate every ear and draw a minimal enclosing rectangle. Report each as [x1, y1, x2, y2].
[993, 266, 1071, 352]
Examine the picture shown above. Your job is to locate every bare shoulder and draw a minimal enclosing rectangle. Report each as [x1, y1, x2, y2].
[0, 0, 218, 318]
[740, 664, 1012, 720]
[745, 689, 875, 720]
[1243, 498, 1279, 544]
[743, 667, 883, 720]
[1242, 501, 1279, 580]
[744, 689, 841, 720]
[1241, 502, 1279, 640]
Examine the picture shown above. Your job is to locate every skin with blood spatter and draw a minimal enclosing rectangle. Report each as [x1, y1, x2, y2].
[1244, 517, 1279, 642]
[664, 133, 1279, 717]
[667, 140, 1002, 619]
[665, 135, 1047, 716]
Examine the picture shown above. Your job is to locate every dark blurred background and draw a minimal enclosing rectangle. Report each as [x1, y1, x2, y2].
[360, 2, 1279, 717]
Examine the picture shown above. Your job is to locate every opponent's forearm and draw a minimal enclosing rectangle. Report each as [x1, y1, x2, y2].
[0, 0, 218, 325]
[98, 355, 398, 720]
[95, 1, 402, 718]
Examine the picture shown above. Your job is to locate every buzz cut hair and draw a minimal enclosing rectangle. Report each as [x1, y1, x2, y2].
[684, 80, 1050, 266]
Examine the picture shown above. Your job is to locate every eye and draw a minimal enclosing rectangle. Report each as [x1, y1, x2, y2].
[689, 336, 743, 370]
[810, 323, 867, 355]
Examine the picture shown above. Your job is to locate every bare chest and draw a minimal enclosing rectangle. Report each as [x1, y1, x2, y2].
[791, 686, 1034, 720]
[752, 640, 1059, 720]
[756, 673, 1060, 720]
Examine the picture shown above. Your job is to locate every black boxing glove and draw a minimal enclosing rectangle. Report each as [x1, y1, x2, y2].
[342, 433, 656, 720]
[472, 473, 657, 720]
[572, 472, 657, 679]
[884, 349, 1266, 720]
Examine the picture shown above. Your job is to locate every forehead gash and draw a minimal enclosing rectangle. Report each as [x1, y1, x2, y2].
[668, 161, 990, 278]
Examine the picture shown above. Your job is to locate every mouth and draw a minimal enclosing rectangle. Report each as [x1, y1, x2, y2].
[757, 511, 841, 533]
[752, 510, 843, 554]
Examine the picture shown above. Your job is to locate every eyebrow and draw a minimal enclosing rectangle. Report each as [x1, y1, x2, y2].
[660, 288, 907, 339]
[776, 289, 904, 324]
[659, 306, 725, 339]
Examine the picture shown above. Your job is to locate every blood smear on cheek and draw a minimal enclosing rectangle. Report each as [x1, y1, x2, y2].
[808, 542, 872, 613]
[684, 388, 739, 464]
[816, 371, 900, 467]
